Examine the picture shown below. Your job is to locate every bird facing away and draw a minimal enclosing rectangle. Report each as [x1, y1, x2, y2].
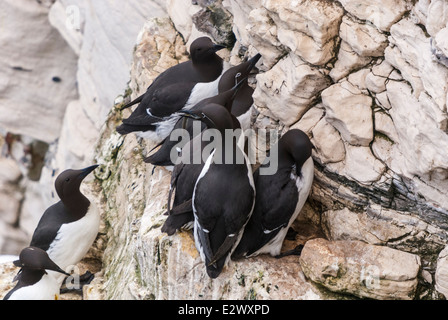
[179, 104, 255, 278]
[160, 102, 243, 236]
[29, 165, 100, 287]
[116, 37, 226, 143]
[231, 129, 314, 260]
[3, 247, 70, 300]
[144, 76, 247, 168]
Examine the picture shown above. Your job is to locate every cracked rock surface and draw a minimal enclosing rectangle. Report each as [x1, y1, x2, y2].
[1, 0, 448, 300]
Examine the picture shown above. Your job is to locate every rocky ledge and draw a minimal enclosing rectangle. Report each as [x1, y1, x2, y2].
[1, 0, 448, 300]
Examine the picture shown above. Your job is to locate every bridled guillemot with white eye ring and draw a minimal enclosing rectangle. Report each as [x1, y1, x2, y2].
[217, 53, 261, 130]
[144, 76, 248, 168]
[161, 102, 244, 237]
[144, 53, 261, 168]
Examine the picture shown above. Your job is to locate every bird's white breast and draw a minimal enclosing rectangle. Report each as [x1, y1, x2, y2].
[184, 75, 221, 110]
[7, 274, 60, 300]
[47, 201, 100, 272]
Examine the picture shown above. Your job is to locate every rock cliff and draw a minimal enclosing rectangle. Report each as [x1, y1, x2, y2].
[1, 0, 448, 300]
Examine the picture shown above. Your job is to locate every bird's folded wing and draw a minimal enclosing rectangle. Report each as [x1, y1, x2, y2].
[207, 234, 237, 267]
[197, 224, 215, 267]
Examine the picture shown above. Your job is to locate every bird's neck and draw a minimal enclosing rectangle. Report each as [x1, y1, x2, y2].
[62, 192, 90, 220]
[194, 56, 223, 81]
[278, 152, 295, 169]
[16, 269, 45, 288]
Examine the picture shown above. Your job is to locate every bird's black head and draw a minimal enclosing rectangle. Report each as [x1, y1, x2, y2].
[189, 37, 225, 63]
[218, 53, 262, 93]
[179, 103, 236, 132]
[13, 247, 70, 276]
[54, 165, 98, 201]
[277, 129, 313, 174]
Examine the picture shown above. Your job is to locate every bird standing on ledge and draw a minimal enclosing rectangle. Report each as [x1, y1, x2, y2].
[232, 129, 314, 260]
[181, 104, 255, 278]
[29, 165, 100, 288]
[116, 37, 226, 143]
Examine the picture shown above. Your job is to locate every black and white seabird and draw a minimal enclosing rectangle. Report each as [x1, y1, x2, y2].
[217, 53, 261, 130]
[29, 165, 100, 285]
[160, 102, 243, 236]
[231, 129, 314, 260]
[116, 37, 226, 143]
[3, 247, 70, 300]
[144, 77, 247, 168]
[174, 104, 255, 278]
[144, 53, 261, 168]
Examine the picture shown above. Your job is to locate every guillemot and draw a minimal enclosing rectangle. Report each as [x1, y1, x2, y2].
[144, 77, 247, 168]
[217, 53, 261, 130]
[179, 104, 255, 278]
[232, 129, 314, 260]
[3, 247, 70, 300]
[116, 37, 226, 143]
[29, 165, 100, 287]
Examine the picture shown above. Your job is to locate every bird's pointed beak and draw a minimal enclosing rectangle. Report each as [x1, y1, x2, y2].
[51, 266, 71, 277]
[43, 259, 71, 277]
[247, 53, 262, 71]
[13, 255, 71, 277]
[177, 110, 202, 120]
[13, 260, 22, 268]
[80, 164, 99, 178]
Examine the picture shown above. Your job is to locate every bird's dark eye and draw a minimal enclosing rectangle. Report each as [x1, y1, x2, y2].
[65, 178, 70, 182]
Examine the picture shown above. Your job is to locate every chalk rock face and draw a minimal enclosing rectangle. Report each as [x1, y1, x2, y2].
[321, 81, 373, 147]
[337, 0, 410, 31]
[300, 238, 421, 300]
[339, 16, 388, 57]
[425, 0, 448, 37]
[49, 0, 167, 129]
[0, 0, 78, 143]
[322, 205, 447, 258]
[262, 0, 344, 65]
[127, 18, 189, 104]
[253, 54, 331, 126]
[311, 118, 346, 164]
[0, 262, 18, 300]
[0, 158, 28, 254]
